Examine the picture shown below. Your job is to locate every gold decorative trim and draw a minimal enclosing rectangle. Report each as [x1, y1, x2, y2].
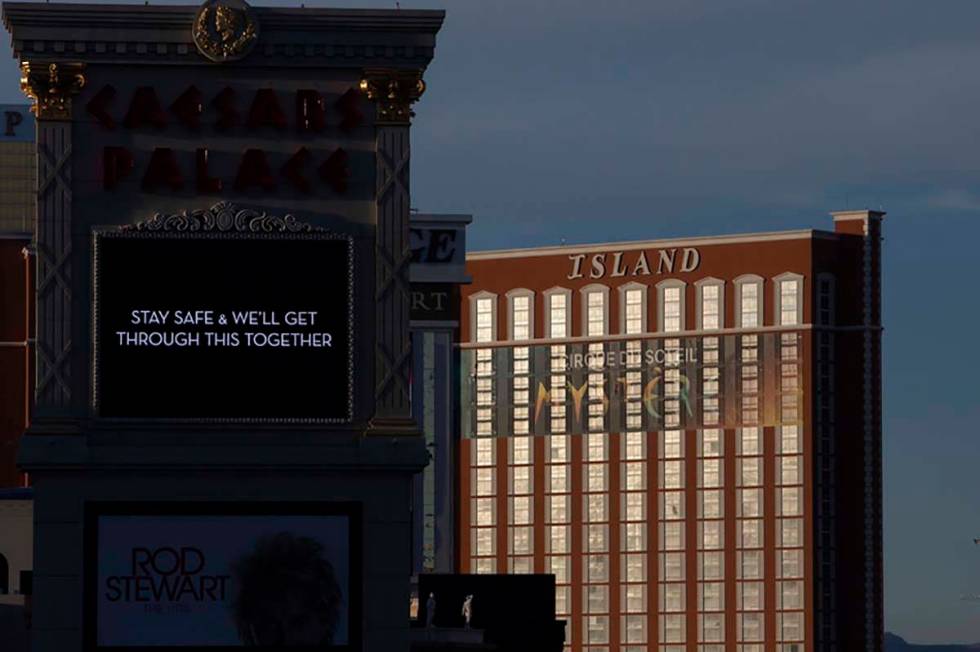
[359, 68, 426, 125]
[120, 201, 330, 234]
[20, 62, 86, 120]
[192, 0, 259, 63]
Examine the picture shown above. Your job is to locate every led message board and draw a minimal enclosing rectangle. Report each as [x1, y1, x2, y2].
[93, 220, 353, 422]
[84, 502, 361, 650]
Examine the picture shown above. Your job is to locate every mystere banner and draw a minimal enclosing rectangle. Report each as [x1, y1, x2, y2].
[93, 230, 353, 422]
[460, 333, 804, 436]
[85, 503, 360, 650]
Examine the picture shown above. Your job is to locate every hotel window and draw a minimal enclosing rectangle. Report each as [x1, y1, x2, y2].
[582, 285, 608, 435]
[774, 273, 804, 327]
[658, 280, 686, 333]
[619, 282, 648, 334]
[739, 613, 764, 642]
[775, 371, 806, 646]
[701, 320, 721, 428]
[739, 427, 760, 456]
[700, 490, 722, 519]
[699, 611, 724, 642]
[508, 431, 534, 572]
[474, 296, 495, 345]
[473, 437, 495, 467]
[623, 613, 647, 644]
[734, 275, 764, 329]
[544, 402, 578, 612]
[662, 333, 684, 436]
[545, 288, 571, 435]
[738, 581, 764, 610]
[472, 293, 498, 343]
[472, 293, 497, 438]
[547, 288, 570, 339]
[737, 425, 764, 646]
[779, 332, 801, 426]
[776, 487, 801, 516]
[508, 290, 533, 436]
[778, 581, 804, 610]
[661, 614, 686, 644]
[697, 424, 725, 647]
[659, 426, 687, 649]
[696, 278, 724, 330]
[508, 289, 534, 341]
[584, 437, 611, 636]
[738, 490, 763, 520]
[620, 285, 646, 440]
[468, 451, 495, 562]
[739, 337, 760, 425]
[700, 428, 722, 458]
[470, 293, 497, 575]
[779, 519, 803, 548]
[582, 284, 609, 337]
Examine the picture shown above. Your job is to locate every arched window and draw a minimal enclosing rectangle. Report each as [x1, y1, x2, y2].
[544, 287, 572, 339]
[657, 279, 687, 333]
[618, 282, 647, 335]
[695, 277, 725, 331]
[506, 288, 535, 341]
[469, 291, 498, 343]
[773, 272, 805, 327]
[580, 284, 610, 337]
[734, 274, 764, 329]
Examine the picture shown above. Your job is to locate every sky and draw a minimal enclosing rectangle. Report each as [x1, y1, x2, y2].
[2, 0, 979, 644]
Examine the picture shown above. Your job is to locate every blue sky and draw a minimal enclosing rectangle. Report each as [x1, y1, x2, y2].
[2, 0, 979, 643]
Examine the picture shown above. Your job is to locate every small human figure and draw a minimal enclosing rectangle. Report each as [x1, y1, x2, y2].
[461, 594, 473, 629]
[425, 592, 436, 628]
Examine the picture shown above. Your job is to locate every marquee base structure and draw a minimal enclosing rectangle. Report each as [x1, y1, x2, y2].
[4, 2, 445, 650]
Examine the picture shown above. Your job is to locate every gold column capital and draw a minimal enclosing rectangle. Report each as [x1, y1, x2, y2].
[359, 68, 426, 125]
[20, 61, 87, 120]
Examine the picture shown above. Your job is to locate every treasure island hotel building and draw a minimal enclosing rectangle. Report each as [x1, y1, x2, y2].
[457, 211, 884, 652]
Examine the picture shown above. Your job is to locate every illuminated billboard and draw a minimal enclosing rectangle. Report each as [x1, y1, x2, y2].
[84, 502, 361, 650]
[92, 218, 353, 423]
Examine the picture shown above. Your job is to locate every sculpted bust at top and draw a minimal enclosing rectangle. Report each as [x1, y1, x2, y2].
[193, 0, 260, 63]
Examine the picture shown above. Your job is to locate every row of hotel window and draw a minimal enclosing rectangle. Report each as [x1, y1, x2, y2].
[468, 281, 806, 650]
[468, 426, 805, 651]
[471, 275, 808, 343]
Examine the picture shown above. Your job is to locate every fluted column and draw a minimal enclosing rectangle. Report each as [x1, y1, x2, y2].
[360, 68, 426, 435]
[20, 61, 85, 420]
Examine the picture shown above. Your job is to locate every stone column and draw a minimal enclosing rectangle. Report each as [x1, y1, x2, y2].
[19, 62, 86, 425]
[360, 68, 426, 435]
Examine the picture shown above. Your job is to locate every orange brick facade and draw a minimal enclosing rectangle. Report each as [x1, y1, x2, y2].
[456, 212, 883, 652]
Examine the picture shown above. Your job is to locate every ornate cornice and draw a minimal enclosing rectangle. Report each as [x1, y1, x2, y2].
[20, 61, 85, 120]
[2, 4, 443, 68]
[359, 68, 426, 125]
[120, 201, 327, 234]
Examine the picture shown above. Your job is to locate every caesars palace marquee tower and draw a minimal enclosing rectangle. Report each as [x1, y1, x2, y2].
[3, 1, 444, 650]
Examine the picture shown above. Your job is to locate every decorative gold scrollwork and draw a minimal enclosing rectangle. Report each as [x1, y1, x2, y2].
[359, 69, 427, 125]
[20, 61, 86, 120]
